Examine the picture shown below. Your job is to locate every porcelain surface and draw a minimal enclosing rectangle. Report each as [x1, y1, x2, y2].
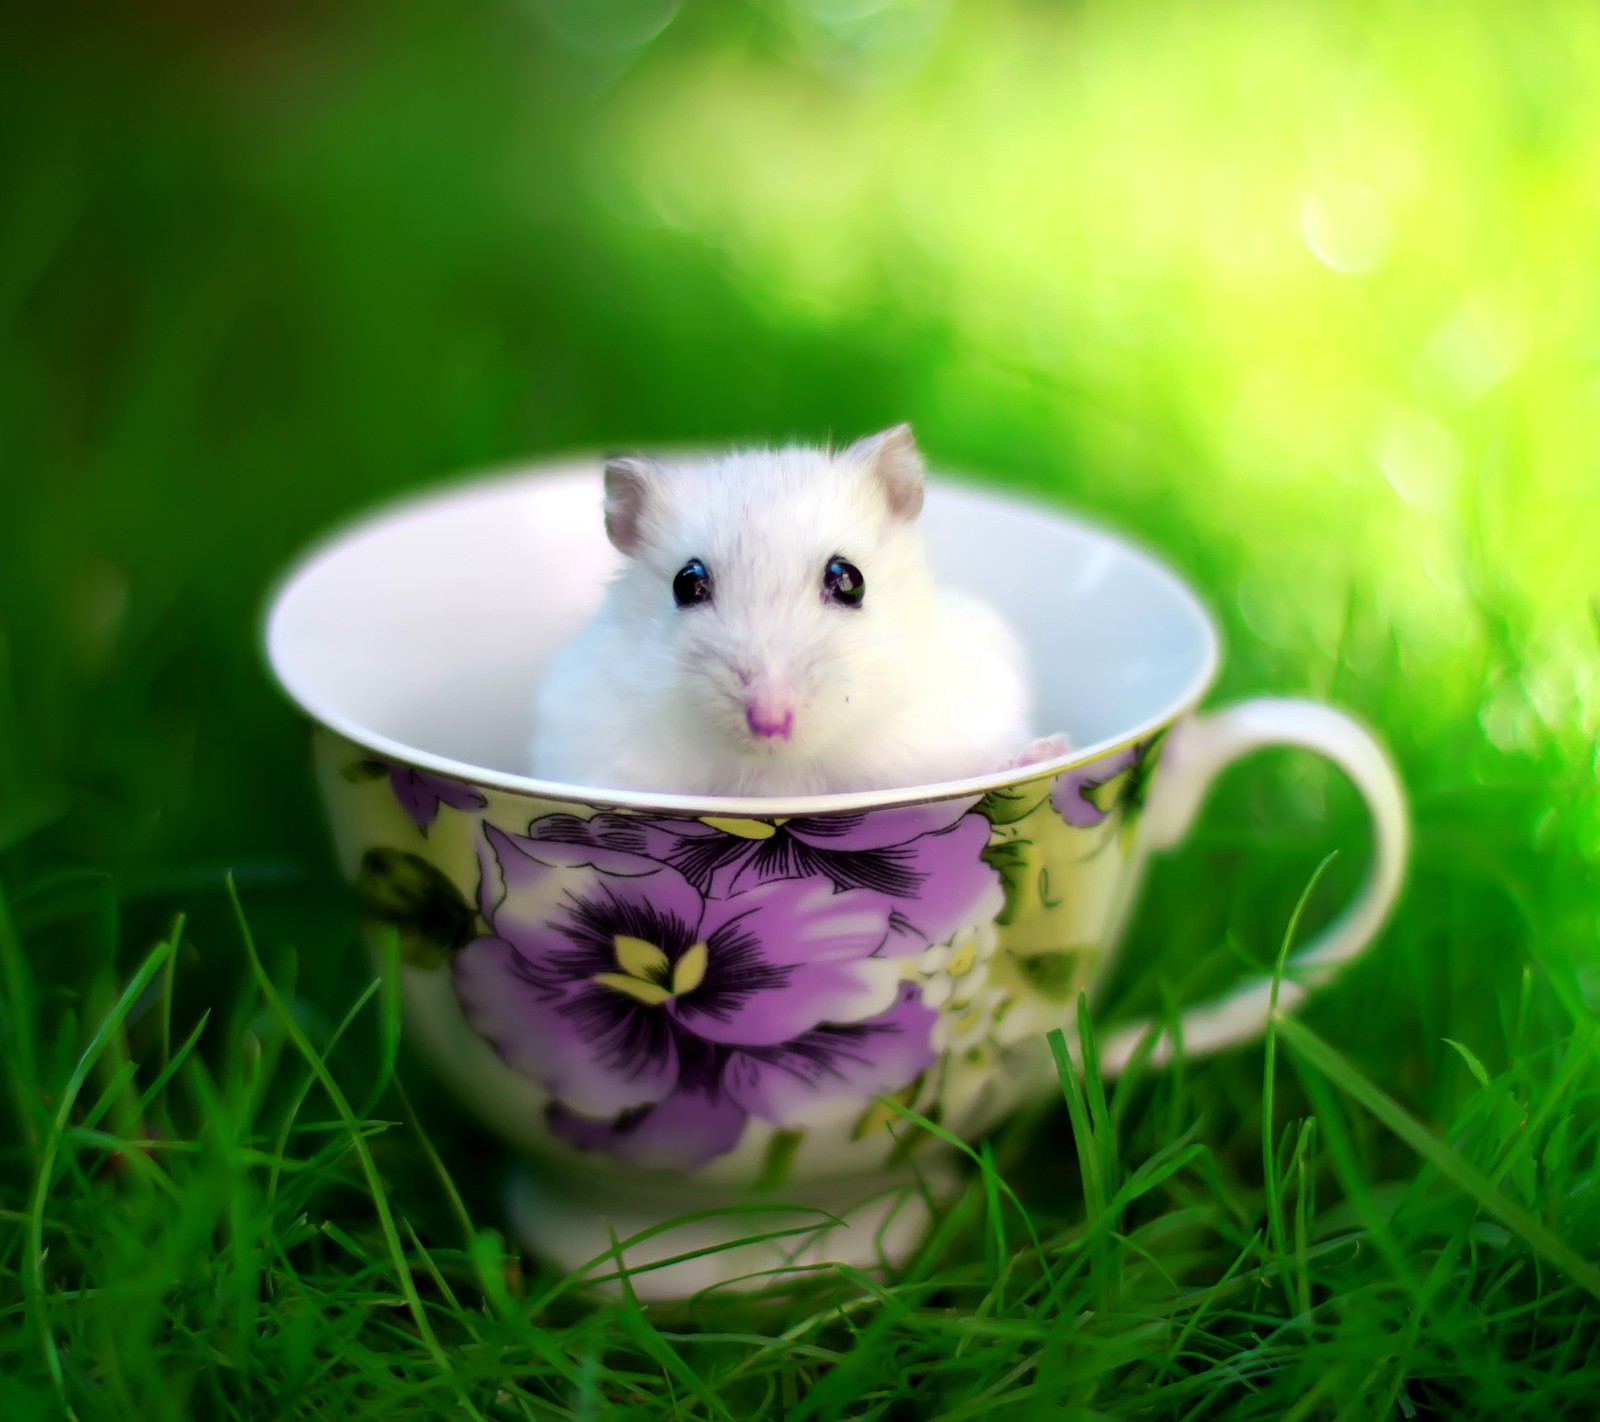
[266, 460, 1407, 1292]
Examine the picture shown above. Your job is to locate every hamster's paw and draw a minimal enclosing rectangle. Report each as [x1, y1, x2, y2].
[1008, 733, 1072, 770]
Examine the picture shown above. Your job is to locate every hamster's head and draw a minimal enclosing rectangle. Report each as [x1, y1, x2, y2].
[601, 424, 937, 786]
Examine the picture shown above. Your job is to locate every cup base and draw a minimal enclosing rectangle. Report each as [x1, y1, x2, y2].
[505, 1161, 961, 1301]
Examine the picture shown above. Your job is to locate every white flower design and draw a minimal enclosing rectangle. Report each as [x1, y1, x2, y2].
[916, 923, 996, 1008]
[931, 984, 1010, 1053]
[914, 923, 1012, 1052]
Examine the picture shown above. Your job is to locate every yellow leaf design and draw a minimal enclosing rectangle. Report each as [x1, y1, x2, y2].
[700, 816, 780, 840]
[673, 941, 709, 996]
[612, 934, 669, 980]
[1086, 770, 1130, 816]
[593, 972, 674, 1006]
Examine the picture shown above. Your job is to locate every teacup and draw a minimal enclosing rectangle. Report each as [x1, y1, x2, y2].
[264, 457, 1407, 1297]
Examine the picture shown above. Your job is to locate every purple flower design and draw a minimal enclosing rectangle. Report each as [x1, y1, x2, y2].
[386, 765, 488, 833]
[453, 822, 937, 1169]
[522, 801, 1001, 957]
[1050, 737, 1160, 829]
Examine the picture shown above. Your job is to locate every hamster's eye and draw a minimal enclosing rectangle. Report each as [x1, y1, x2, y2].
[673, 558, 713, 608]
[822, 557, 865, 608]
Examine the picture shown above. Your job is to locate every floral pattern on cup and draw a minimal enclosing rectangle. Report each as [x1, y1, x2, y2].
[524, 801, 1003, 957]
[337, 734, 1164, 1174]
[914, 924, 1009, 1053]
[452, 818, 940, 1169]
[1050, 733, 1164, 839]
[344, 757, 489, 833]
[353, 847, 477, 969]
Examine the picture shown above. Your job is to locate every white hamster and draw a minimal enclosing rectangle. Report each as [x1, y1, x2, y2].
[530, 424, 1034, 796]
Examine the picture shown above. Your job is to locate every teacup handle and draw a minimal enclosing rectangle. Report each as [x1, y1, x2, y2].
[1095, 698, 1409, 1075]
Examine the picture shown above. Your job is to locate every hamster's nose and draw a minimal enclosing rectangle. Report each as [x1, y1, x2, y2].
[745, 699, 795, 741]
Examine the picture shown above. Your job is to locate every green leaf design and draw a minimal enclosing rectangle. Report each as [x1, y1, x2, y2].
[354, 848, 476, 969]
[980, 836, 1032, 927]
[340, 759, 390, 785]
[753, 1128, 805, 1191]
[1117, 729, 1168, 823]
[975, 778, 1053, 826]
[1011, 948, 1090, 1003]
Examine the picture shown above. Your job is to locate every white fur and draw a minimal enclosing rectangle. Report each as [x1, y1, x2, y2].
[531, 436, 1032, 795]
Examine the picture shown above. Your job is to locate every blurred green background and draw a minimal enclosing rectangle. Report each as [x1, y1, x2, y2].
[5, 0, 1596, 1018]
[3, 0, 1600, 1411]
[5, 0, 1597, 867]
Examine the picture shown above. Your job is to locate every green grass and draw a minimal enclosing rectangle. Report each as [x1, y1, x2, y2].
[3, 1, 1599, 1417]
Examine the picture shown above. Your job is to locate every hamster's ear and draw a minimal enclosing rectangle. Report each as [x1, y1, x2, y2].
[602, 455, 662, 556]
[845, 423, 925, 522]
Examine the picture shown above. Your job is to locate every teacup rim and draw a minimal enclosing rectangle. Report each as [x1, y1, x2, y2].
[263, 454, 1222, 816]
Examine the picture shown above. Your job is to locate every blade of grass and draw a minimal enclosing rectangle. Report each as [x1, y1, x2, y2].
[1262, 852, 1338, 1299]
[977, 1138, 1008, 1312]
[1291, 1116, 1316, 1319]
[25, 925, 178, 1413]
[1048, 1020, 1111, 1313]
[870, 1095, 1056, 1292]
[391, 1075, 476, 1249]
[1047, 1025, 1107, 1224]
[604, 1233, 738, 1422]
[227, 878, 486, 1421]
[1275, 1011, 1600, 1302]
[134, 1008, 212, 1118]
[265, 975, 381, 1204]
[354, 926, 403, 1120]
[1079, 995, 1122, 1311]
[1486, 1023, 1597, 1189]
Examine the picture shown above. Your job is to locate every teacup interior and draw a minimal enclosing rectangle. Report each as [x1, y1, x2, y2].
[265, 461, 1216, 797]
